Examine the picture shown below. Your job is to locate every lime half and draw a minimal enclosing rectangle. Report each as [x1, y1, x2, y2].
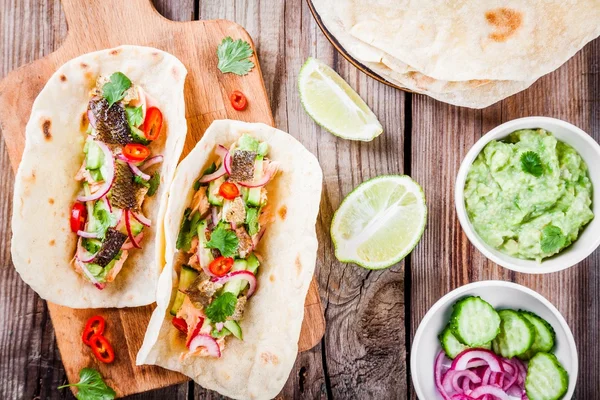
[298, 57, 383, 141]
[331, 175, 427, 269]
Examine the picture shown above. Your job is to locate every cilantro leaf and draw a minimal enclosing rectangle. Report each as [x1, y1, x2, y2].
[246, 207, 260, 236]
[176, 209, 202, 252]
[91, 201, 119, 239]
[147, 172, 160, 197]
[134, 175, 150, 187]
[520, 151, 543, 177]
[205, 292, 237, 323]
[58, 368, 116, 400]
[102, 72, 132, 106]
[126, 105, 144, 127]
[217, 37, 255, 76]
[540, 225, 566, 254]
[206, 223, 239, 257]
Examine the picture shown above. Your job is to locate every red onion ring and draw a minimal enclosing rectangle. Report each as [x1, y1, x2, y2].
[75, 256, 104, 289]
[210, 271, 257, 297]
[434, 351, 453, 400]
[141, 155, 164, 169]
[77, 230, 99, 239]
[469, 385, 512, 400]
[87, 109, 97, 129]
[223, 151, 232, 175]
[77, 141, 115, 202]
[252, 226, 266, 249]
[238, 161, 279, 188]
[122, 233, 144, 250]
[76, 237, 97, 263]
[199, 163, 226, 183]
[188, 334, 221, 357]
[124, 210, 142, 249]
[102, 195, 112, 213]
[129, 162, 150, 181]
[131, 210, 151, 227]
[452, 349, 503, 373]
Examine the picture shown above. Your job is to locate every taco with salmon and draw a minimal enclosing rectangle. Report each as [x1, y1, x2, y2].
[137, 120, 322, 399]
[11, 46, 187, 308]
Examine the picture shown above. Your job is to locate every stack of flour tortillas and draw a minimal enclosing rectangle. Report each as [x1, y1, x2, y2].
[313, 0, 600, 108]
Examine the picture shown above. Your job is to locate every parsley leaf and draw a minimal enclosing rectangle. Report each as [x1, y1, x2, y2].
[540, 225, 566, 254]
[176, 208, 202, 252]
[206, 223, 239, 257]
[147, 172, 160, 197]
[57, 368, 116, 400]
[126, 105, 144, 127]
[205, 292, 237, 323]
[246, 207, 260, 236]
[102, 72, 132, 107]
[217, 37, 255, 76]
[520, 151, 543, 177]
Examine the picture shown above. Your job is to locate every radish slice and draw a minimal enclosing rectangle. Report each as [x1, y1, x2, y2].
[129, 162, 150, 181]
[199, 163, 226, 183]
[77, 141, 115, 202]
[188, 334, 221, 357]
[124, 210, 142, 249]
[452, 349, 503, 373]
[238, 161, 279, 188]
[142, 155, 164, 169]
[77, 230, 99, 239]
[131, 210, 151, 227]
[122, 233, 143, 250]
[210, 271, 257, 297]
[469, 385, 513, 400]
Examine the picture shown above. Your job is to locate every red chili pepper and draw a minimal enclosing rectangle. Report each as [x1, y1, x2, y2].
[218, 182, 240, 200]
[172, 317, 188, 334]
[70, 202, 87, 233]
[142, 107, 163, 141]
[82, 315, 106, 346]
[186, 317, 205, 348]
[230, 90, 248, 111]
[88, 334, 115, 364]
[208, 256, 234, 277]
[122, 143, 150, 162]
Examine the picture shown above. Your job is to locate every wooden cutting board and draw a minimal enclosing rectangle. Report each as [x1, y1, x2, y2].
[0, 0, 325, 397]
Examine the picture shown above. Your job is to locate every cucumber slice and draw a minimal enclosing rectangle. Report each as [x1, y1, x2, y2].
[525, 352, 569, 400]
[247, 156, 263, 207]
[492, 309, 535, 358]
[439, 324, 491, 359]
[450, 296, 501, 346]
[208, 176, 225, 206]
[223, 260, 248, 295]
[518, 311, 556, 360]
[224, 320, 243, 340]
[169, 265, 199, 316]
[131, 126, 150, 145]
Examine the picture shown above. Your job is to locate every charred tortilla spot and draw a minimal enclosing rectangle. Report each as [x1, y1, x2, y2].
[111, 161, 139, 210]
[260, 352, 279, 365]
[230, 150, 256, 182]
[485, 8, 522, 42]
[109, 49, 121, 56]
[80, 62, 88, 69]
[48, 198, 54, 204]
[81, 112, 89, 131]
[89, 97, 133, 145]
[295, 255, 302, 275]
[42, 119, 51, 140]
[278, 206, 287, 220]
[269, 274, 275, 282]
[27, 258, 31, 264]
[59, 74, 67, 82]
[171, 66, 179, 80]
[49, 239, 55, 246]
[94, 228, 127, 267]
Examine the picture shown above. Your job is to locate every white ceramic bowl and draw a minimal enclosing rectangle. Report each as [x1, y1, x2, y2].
[455, 117, 600, 274]
[411, 281, 578, 400]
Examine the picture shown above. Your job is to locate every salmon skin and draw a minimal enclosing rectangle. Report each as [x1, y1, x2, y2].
[89, 97, 133, 145]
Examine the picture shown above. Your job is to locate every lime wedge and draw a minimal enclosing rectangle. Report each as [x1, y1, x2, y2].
[331, 175, 427, 269]
[298, 57, 383, 141]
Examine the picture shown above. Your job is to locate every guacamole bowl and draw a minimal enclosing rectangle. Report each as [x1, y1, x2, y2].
[411, 280, 578, 400]
[455, 117, 600, 274]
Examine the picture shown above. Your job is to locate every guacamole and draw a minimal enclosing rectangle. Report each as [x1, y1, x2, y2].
[464, 129, 594, 262]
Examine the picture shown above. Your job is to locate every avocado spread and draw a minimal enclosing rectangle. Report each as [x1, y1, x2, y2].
[465, 129, 594, 262]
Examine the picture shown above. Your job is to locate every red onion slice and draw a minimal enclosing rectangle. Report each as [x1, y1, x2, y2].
[76, 237, 97, 263]
[77, 141, 115, 202]
[122, 233, 144, 250]
[469, 385, 513, 400]
[129, 162, 151, 181]
[434, 351, 453, 400]
[198, 163, 226, 183]
[77, 230, 99, 239]
[131, 210, 151, 227]
[210, 270, 257, 297]
[197, 251, 215, 278]
[87, 109, 97, 129]
[238, 161, 279, 188]
[211, 207, 219, 226]
[125, 210, 142, 249]
[450, 395, 476, 400]
[215, 322, 224, 332]
[141, 155, 164, 169]
[452, 349, 503, 373]
[223, 150, 232, 175]
[188, 334, 221, 357]
[252, 226, 267, 249]
[75, 256, 104, 289]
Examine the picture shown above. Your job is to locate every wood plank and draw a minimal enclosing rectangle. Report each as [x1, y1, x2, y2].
[409, 38, 600, 399]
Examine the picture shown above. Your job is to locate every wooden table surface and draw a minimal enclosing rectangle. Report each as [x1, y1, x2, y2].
[1, 1, 598, 399]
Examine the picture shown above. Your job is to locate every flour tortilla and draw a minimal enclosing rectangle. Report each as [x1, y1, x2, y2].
[11, 46, 187, 308]
[137, 120, 322, 400]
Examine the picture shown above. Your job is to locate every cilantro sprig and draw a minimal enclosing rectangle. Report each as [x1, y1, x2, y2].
[125, 105, 143, 127]
[520, 151, 543, 177]
[540, 225, 566, 254]
[58, 368, 116, 400]
[102, 72, 132, 107]
[205, 292, 237, 322]
[206, 223, 239, 257]
[176, 208, 202, 252]
[217, 37, 255, 76]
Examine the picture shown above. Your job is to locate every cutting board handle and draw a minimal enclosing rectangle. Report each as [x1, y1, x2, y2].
[60, 0, 159, 39]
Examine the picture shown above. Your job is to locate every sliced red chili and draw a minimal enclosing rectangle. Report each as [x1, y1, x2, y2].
[142, 107, 163, 141]
[218, 182, 240, 200]
[208, 256, 234, 277]
[70, 202, 87, 233]
[88, 334, 115, 364]
[82, 315, 106, 346]
[230, 90, 247, 111]
[122, 143, 150, 162]
[172, 316, 188, 334]
[186, 317, 205, 348]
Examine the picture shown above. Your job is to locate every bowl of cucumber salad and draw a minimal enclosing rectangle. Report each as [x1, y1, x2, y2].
[411, 281, 577, 400]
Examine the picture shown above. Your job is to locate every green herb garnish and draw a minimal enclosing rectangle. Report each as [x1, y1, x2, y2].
[540, 225, 566, 254]
[125, 105, 143, 127]
[520, 151, 543, 177]
[205, 223, 239, 257]
[176, 208, 202, 252]
[102, 72, 132, 107]
[195, 163, 217, 190]
[205, 292, 237, 323]
[211, 327, 232, 339]
[58, 368, 116, 400]
[147, 172, 160, 197]
[246, 207, 260, 236]
[217, 37, 255, 76]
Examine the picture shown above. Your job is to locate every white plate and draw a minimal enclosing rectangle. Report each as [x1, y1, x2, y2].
[411, 281, 578, 400]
